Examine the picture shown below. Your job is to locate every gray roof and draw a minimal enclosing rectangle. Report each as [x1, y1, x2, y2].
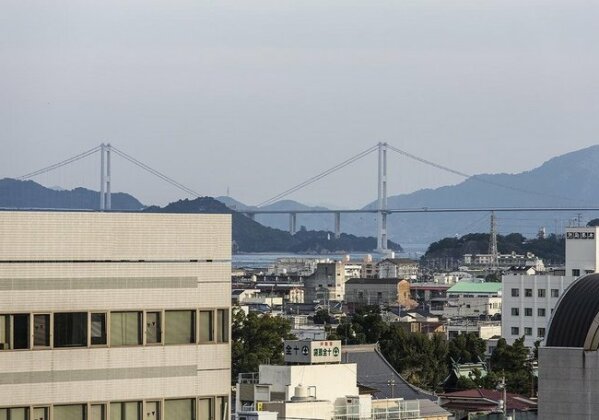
[342, 344, 437, 401]
[345, 278, 405, 285]
[546, 273, 599, 348]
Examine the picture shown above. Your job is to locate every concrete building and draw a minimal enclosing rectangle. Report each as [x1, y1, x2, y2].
[0, 211, 231, 419]
[463, 252, 545, 271]
[539, 273, 599, 419]
[344, 278, 413, 309]
[236, 341, 450, 420]
[501, 274, 575, 347]
[304, 262, 346, 303]
[501, 226, 599, 347]
[443, 282, 502, 318]
[377, 259, 419, 280]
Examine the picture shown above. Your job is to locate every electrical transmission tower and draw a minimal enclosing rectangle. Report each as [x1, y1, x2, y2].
[489, 211, 498, 269]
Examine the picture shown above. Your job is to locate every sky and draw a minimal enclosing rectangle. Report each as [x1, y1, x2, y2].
[2, 0, 599, 208]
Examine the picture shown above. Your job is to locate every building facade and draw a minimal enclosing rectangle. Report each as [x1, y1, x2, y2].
[443, 282, 502, 318]
[0, 211, 231, 420]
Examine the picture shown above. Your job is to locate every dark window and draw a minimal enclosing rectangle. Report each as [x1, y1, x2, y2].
[538, 328, 546, 337]
[524, 327, 533, 336]
[525, 308, 532, 316]
[146, 312, 162, 344]
[217, 309, 229, 343]
[13, 314, 30, 349]
[511, 327, 519, 335]
[572, 269, 581, 277]
[525, 289, 533, 297]
[538, 289, 546, 298]
[511, 308, 519, 316]
[54, 313, 87, 348]
[91, 313, 107, 345]
[511, 288, 519, 297]
[199, 310, 214, 343]
[34, 314, 50, 347]
[551, 289, 559, 298]
[538, 308, 546, 317]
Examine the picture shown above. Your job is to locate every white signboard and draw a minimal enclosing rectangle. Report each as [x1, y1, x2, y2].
[284, 340, 342, 364]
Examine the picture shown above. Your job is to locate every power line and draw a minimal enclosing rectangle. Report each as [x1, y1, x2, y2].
[17, 145, 101, 180]
[257, 144, 378, 208]
[110, 146, 203, 199]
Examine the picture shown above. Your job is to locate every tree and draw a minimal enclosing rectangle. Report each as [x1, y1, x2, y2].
[448, 333, 486, 364]
[232, 311, 295, 382]
[312, 309, 332, 325]
[489, 337, 534, 395]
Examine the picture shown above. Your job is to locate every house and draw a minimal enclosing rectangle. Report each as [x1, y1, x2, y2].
[439, 389, 537, 419]
[377, 258, 419, 279]
[443, 282, 502, 318]
[344, 278, 416, 310]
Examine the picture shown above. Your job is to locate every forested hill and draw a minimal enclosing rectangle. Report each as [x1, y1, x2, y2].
[144, 197, 403, 253]
[423, 232, 565, 264]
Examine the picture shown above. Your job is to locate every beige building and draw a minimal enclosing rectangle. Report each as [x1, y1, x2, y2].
[345, 278, 414, 308]
[0, 211, 231, 420]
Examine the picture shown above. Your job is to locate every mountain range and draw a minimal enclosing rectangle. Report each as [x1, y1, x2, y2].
[217, 145, 599, 244]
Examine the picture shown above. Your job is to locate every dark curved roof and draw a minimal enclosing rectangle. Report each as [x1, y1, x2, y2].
[546, 273, 599, 347]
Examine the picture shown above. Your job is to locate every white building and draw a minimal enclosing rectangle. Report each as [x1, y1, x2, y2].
[463, 252, 545, 271]
[501, 274, 575, 347]
[501, 226, 599, 347]
[377, 258, 419, 280]
[443, 282, 502, 318]
[0, 211, 231, 419]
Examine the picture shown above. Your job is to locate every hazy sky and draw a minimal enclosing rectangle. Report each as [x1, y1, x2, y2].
[2, 0, 599, 208]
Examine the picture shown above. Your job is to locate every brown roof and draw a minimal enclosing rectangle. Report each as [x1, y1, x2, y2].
[440, 389, 537, 412]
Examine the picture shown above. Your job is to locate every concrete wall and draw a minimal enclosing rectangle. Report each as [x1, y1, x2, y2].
[539, 347, 599, 419]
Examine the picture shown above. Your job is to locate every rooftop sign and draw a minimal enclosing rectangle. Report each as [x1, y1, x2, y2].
[283, 340, 342, 364]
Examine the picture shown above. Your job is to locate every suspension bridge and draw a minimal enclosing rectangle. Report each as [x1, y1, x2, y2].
[12, 142, 599, 254]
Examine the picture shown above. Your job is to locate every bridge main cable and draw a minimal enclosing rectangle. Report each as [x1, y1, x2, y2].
[17, 145, 101, 180]
[257, 144, 379, 208]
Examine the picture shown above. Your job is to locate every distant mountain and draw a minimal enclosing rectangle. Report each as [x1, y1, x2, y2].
[0, 178, 144, 210]
[0, 179, 400, 253]
[145, 197, 402, 253]
[221, 146, 599, 244]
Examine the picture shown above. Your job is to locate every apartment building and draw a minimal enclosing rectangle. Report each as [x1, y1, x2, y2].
[501, 226, 599, 347]
[0, 211, 231, 420]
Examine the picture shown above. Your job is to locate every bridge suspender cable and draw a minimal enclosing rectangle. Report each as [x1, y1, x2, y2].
[109, 146, 203, 199]
[17, 145, 101, 180]
[256, 144, 379, 208]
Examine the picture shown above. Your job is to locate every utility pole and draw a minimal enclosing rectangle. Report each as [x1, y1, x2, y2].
[377, 142, 388, 254]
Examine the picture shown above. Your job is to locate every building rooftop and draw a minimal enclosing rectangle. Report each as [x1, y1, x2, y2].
[446, 282, 502, 294]
[546, 273, 599, 348]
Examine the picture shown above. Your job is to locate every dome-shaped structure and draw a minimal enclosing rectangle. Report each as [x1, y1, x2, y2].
[546, 273, 599, 349]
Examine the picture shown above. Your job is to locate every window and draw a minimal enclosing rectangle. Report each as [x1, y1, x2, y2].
[33, 314, 50, 347]
[110, 312, 142, 346]
[54, 313, 87, 348]
[216, 396, 228, 420]
[164, 399, 194, 420]
[524, 308, 532, 316]
[524, 327, 533, 336]
[217, 309, 229, 343]
[165, 311, 195, 345]
[90, 404, 107, 420]
[146, 312, 162, 344]
[538, 289, 546, 298]
[0, 314, 29, 350]
[199, 311, 214, 343]
[53, 404, 86, 420]
[538, 328, 546, 337]
[551, 289, 559, 298]
[198, 398, 213, 420]
[0, 408, 28, 420]
[511, 288, 519, 297]
[538, 308, 546, 317]
[511, 308, 519, 316]
[145, 402, 159, 420]
[32, 407, 49, 420]
[572, 269, 581, 277]
[110, 402, 141, 420]
[91, 313, 107, 345]
[511, 327, 519, 335]
[525, 289, 533, 297]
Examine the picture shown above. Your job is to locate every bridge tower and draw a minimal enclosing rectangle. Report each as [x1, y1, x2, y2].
[376, 142, 389, 254]
[99, 143, 112, 210]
